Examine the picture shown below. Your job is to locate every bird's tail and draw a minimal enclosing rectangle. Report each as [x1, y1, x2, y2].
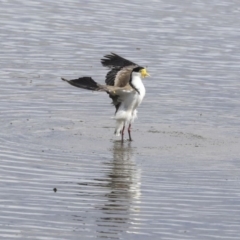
[114, 120, 124, 136]
[61, 77, 104, 91]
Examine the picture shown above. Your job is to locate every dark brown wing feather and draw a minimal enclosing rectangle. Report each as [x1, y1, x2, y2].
[61, 77, 103, 91]
[104, 68, 120, 86]
[101, 53, 136, 69]
[62, 53, 139, 113]
[62, 76, 125, 112]
[101, 53, 138, 86]
[107, 94, 121, 113]
[101, 53, 139, 111]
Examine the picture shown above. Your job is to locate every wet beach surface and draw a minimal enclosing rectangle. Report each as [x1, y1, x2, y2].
[1, 0, 240, 239]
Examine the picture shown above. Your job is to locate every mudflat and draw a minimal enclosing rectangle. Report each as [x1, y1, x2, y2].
[1, 0, 240, 239]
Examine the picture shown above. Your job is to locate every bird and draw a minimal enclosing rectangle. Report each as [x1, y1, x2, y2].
[61, 53, 149, 143]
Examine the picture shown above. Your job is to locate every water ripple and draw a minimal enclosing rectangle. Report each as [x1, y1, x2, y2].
[1, 0, 240, 239]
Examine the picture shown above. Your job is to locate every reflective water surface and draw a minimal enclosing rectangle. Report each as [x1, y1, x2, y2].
[1, 0, 240, 239]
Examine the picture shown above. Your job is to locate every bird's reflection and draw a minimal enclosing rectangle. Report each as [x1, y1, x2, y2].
[96, 141, 141, 239]
[75, 141, 141, 239]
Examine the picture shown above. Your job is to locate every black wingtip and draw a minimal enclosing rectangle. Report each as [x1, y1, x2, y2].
[101, 53, 118, 66]
[61, 77, 68, 82]
[101, 52, 136, 69]
[62, 76, 102, 91]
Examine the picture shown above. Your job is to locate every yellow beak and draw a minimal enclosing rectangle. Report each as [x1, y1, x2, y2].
[140, 68, 150, 78]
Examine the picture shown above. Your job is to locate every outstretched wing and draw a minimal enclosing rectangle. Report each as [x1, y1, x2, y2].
[101, 53, 137, 69]
[101, 53, 138, 87]
[61, 77, 104, 91]
[62, 53, 139, 114]
[61, 76, 133, 113]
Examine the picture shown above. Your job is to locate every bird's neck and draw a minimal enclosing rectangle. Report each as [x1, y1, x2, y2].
[131, 75, 145, 95]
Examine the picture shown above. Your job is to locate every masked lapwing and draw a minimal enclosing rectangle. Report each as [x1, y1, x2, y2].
[61, 53, 149, 142]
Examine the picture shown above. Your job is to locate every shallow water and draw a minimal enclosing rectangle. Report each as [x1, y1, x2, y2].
[0, 0, 240, 239]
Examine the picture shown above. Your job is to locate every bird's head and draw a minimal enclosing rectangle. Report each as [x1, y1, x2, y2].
[132, 66, 150, 78]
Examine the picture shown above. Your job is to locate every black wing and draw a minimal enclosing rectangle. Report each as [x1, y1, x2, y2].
[101, 53, 137, 69]
[61, 77, 103, 91]
[101, 53, 138, 86]
[104, 68, 120, 86]
[108, 94, 121, 113]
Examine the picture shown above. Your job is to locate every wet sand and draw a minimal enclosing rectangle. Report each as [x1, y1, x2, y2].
[1, 110, 240, 239]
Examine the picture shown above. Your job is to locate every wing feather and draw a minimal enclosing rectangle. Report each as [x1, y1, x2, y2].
[62, 52, 141, 114]
[104, 84, 133, 113]
[101, 53, 138, 87]
[101, 53, 137, 68]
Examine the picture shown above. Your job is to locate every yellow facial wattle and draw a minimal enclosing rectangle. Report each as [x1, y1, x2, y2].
[140, 68, 150, 78]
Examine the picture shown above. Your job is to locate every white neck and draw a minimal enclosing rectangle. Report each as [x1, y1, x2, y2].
[131, 73, 146, 96]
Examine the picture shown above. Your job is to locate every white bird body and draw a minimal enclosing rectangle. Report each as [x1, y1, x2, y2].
[114, 73, 146, 136]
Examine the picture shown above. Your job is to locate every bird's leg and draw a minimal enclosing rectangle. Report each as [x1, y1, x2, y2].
[121, 125, 125, 143]
[128, 124, 132, 141]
